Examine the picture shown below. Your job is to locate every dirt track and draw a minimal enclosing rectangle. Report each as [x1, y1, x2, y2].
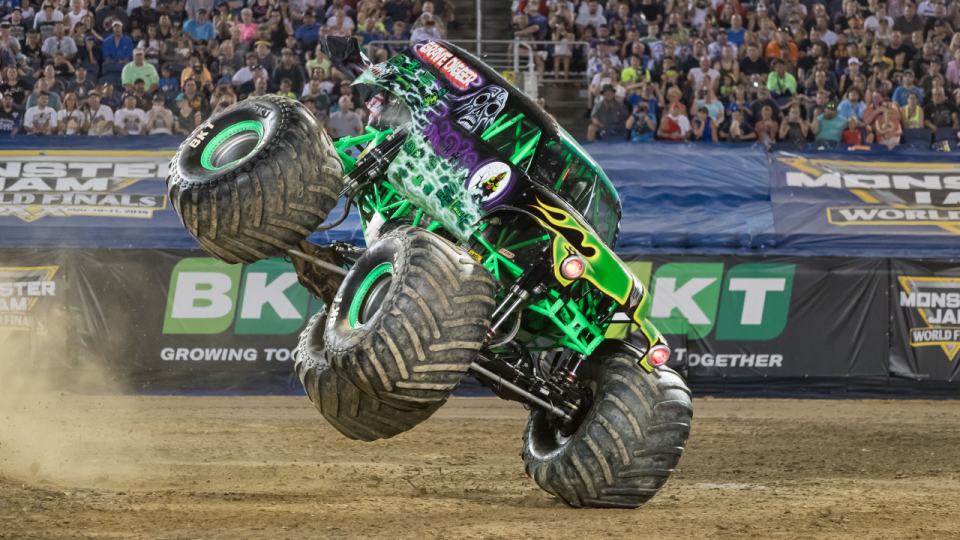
[2, 395, 960, 539]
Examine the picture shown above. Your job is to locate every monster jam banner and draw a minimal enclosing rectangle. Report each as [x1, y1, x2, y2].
[611, 255, 889, 380]
[891, 259, 960, 381]
[770, 151, 960, 256]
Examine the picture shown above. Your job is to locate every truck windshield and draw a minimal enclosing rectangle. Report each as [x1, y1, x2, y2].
[536, 136, 621, 248]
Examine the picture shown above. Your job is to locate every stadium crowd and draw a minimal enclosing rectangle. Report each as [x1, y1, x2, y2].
[0, 0, 454, 136]
[530, 0, 960, 145]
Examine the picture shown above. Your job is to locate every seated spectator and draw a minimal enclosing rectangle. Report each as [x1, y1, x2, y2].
[114, 92, 146, 135]
[296, 11, 322, 51]
[253, 40, 276, 73]
[183, 8, 215, 41]
[131, 79, 152, 110]
[1, 66, 30, 105]
[587, 84, 629, 141]
[237, 8, 258, 43]
[158, 63, 180, 94]
[626, 101, 656, 142]
[893, 70, 924, 106]
[691, 107, 718, 142]
[411, 11, 442, 41]
[0, 90, 21, 136]
[754, 105, 779, 145]
[688, 55, 720, 93]
[211, 86, 236, 115]
[57, 92, 84, 134]
[181, 59, 214, 91]
[66, 0, 93, 30]
[273, 48, 305, 93]
[873, 100, 903, 147]
[658, 102, 691, 141]
[812, 102, 846, 142]
[779, 106, 809, 145]
[841, 117, 864, 144]
[42, 21, 77, 60]
[902, 92, 925, 128]
[806, 89, 831, 122]
[131, 0, 160, 32]
[805, 70, 835, 101]
[276, 77, 296, 99]
[328, 94, 363, 138]
[138, 24, 163, 65]
[693, 83, 724, 124]
[26, 78, 61, 110]
[96, 0, 131, 32]
[721, 105, 756, 142]
[34, 3, 64, 35]
[103, 20, 133, 63]
[766, 27, 799, 62]
[838, 88, 867, 123]
[83, 93, 114, 136]
[174, 94, 200, 135]
[766, 59, 796, 97]
[386, 20, 411, 58]
[97, 82, 122, 111]
[123, 48, 160, 92]
[178, 78, 210, 118]
[249, 75, 270, 98]
[144, 94, 174, 133]
[23, 91, 57, 135]
[21, 29, 43, 66]
[925, 86, 959, 129]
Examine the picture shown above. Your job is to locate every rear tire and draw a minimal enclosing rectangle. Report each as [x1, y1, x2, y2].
[522, 348, 693, 509]
[295, 310, 442, 442]
[324, 226, 497, 411]
[167, 95, 343, 264]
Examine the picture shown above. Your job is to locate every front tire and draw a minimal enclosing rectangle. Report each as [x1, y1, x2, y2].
[295, 310, 442, 441]
[522, 348, 693, 509]
[167, 95, 343, 264]
[324, 226, 497, 411]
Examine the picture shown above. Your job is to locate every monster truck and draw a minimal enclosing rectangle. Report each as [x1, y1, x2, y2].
[166, 37, 692, 509]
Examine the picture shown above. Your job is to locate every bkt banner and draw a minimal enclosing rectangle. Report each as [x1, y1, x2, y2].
[9, 249, 893, 392]
[610, 255, 889, 378]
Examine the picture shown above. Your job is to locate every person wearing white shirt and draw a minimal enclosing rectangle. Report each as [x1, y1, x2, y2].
[113, 93, 146, 135]
[33, 3, 64, 28]
[57, 94, 84, 134]
[917, 0, 939, 17]
[143, 96, 175, 134]
[576, 0, 605, 30]
[82, 94, 115, 136]
[66, 0, 92, 27]
[865, 6, 894, 30]
[24, 92, 58, 134]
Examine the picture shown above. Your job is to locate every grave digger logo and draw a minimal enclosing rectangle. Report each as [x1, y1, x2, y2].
[779, 157, 960, 234]
[899, 277, 960, 361]
[0, 266, 58, 332]
[0, 153, 171, 222]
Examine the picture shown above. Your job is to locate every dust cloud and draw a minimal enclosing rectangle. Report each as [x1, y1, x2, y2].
[0, 327, 164, 490]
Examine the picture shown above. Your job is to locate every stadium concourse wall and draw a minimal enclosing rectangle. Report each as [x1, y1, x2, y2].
[1, 138, 959, 398]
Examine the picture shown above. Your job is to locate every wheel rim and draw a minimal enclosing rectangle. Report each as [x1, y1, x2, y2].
[200, 120, 264, 171]
[348, 262, 393, 328]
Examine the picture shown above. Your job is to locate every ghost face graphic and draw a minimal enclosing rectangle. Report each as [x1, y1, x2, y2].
[450, 86, 508, 134]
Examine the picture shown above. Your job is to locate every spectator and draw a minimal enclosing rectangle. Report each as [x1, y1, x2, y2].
[327, 94, 363, 138]
[41, 21, 77, 60]
[383, 0, 413, 27]
[174, 94, 201, 134]
[894, 2, 924, 35]
[82, 93, 114, 136]
[26, 78, 61, 110]
[740, 43, 768, 81]
[839, 88, 867, 122]
[658, 102, 691, 141]
[131, 0, 159, 32]
[211, 86, 236, 114]
[693, 83, 724, 124]
[902, 92, 925, 128]
[131, 79, 152, 110]
[0, 90, 21, 135]
[721, 105, 756, 142]
[34, 3, 64, 32]
[253, 40, 276, 73]
[276, 77, 296, 98]
[754, 105, 779, 145]
[925, 86, 959, 128]
[181, 58, 214, 90]
[1, 66, 30, 104]
[114, 92, 146, 134]
[23, 91, 57, 135]
[103, 20, 133, 63]
[779, 106, 809, 144]
[158, 63, 179, 93]
[0, 21, 19, 60]
[123, 48, 160, 92]
[588, 84, 629, 141]
[57, 92, 84, 134]
[766, 27, 799, 62]
[295, 10, 321, 50]
[766, 59, 797, 96]
[893, 69, 924, 106]
[250, 74, 270, 97]
[96, 0, 131, 32]
[144, 94, 174, 134]
[217, 40, 243, 74]
[812, 102, 846, 142]
[22, 29, 43, 65]
[626, 101, 656, 142]
[691, 107, 718, 142]
[875, 100, 903, 146]
[237, 8, 258, 43]
[273, 47, 304, 92]
[66, 0, 92, 29]
[411, 11, 442, 41]
[841, 117, 863, 144]
[179, 78, 210, 117]
[688, 55, 720, 92]
[184, 8, 215, 41]
[576, 0, 606, 32]
[185, 0, 216, 22]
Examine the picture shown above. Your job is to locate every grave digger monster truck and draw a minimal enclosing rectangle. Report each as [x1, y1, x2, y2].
[166, 38, 692, 509]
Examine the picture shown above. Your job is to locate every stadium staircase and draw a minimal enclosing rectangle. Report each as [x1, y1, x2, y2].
[447, 0, 591, 138]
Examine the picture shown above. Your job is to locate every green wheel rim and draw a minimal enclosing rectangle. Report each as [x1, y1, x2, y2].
[348, 262, 393, 328]
[200, 120, 265, 171]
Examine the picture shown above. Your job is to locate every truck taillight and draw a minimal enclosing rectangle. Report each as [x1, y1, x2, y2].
[649, 346, 670, 366]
